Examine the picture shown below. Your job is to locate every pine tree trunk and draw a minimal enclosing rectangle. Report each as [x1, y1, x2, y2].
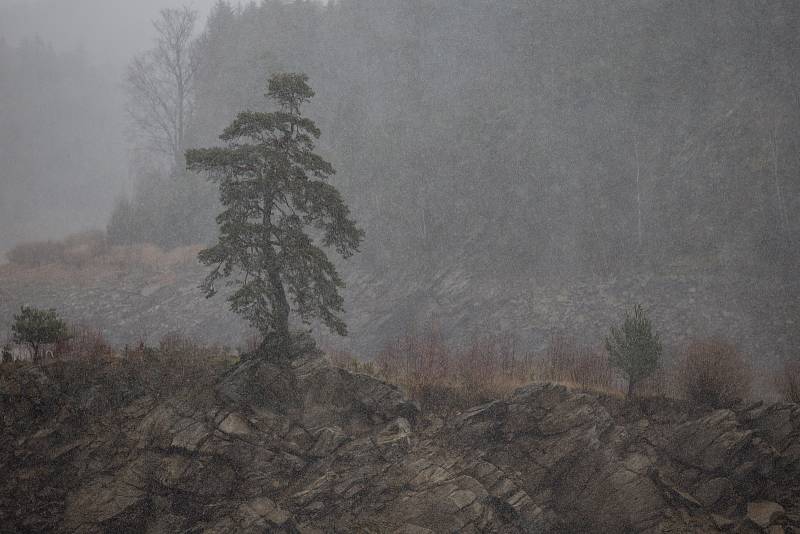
[269, 267, 290, 341]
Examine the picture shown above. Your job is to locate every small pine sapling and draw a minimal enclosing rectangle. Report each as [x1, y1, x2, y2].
[604, 304, 662, 398]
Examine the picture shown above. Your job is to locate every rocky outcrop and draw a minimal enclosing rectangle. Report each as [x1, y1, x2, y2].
[1, 355, 799, 532]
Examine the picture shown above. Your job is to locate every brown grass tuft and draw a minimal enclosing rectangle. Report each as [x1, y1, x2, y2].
[676, 339, 751, 408]
[100, 243, 202, 272]
[370, 324, 535, 413]
[3, 233, 203, 283]
[538, 335, 619, 394]
[155, 332, 233, 387]
[6, 231, 108, 268]
[54, 324, 113, 360]
[374, 324, 453, 410]
[333, 329, 635, 413]
[456, 335, 531, 406]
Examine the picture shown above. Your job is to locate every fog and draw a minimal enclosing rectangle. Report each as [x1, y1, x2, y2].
[3, 1, 798, 269]
[0, 0, 219, 64]
[0, 0, 798, 364]
[0, 0, 217, 253]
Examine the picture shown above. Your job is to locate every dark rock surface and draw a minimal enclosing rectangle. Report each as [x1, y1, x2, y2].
[1, 355, 798, 533]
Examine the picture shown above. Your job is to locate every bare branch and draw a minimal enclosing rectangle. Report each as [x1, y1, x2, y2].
[125, 5, 199, 172]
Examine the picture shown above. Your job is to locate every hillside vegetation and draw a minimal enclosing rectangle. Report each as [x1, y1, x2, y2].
[112, 1, 800, 278]
[2, 234, 796, 399]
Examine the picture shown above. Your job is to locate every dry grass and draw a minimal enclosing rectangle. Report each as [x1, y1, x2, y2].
[99, 243, 202, 272]
[6, 231, 109, 268]
[676, 339, 752, 408]
[31, 330, 235, 410]
[330, 327, 534, 413]
[5, 314, 768, 414]
[330, 328, 767, 413]
[124, 332, 235, 395]
[54, 324, 114, 360]
[1, 244, 204, 291]
[635, 366, 682, 400]
[373, 325, 460, 412]
[22, 333, 234, 421]
[327, 329, 632, 413]
[537, 335, 621, 395]
[3, 232, 203, 284]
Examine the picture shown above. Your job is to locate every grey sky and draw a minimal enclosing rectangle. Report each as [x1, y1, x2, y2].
[0, 0, 219, 66]
[0, 0, 219, 251]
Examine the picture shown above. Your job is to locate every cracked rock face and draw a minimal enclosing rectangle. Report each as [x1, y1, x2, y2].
[1, 356, 799, 533]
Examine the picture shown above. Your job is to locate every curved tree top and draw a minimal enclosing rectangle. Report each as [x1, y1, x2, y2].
[186, 73, 363, 348]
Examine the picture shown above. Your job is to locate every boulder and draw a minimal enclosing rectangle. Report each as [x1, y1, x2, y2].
[746, 501, 785, 529]
[694, 477, 735, 507]
[711, 513, 735, 531]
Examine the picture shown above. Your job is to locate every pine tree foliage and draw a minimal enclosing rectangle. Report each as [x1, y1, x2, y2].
[604, 304, 662, 397]
[186, 73, 363, 347]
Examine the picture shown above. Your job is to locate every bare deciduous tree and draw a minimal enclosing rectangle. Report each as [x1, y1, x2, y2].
[126, 6, 199, 171]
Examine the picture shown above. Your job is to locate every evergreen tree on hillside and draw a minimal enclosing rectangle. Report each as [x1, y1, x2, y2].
[605, 304, 662, 398]
[186, 73, 363, 357]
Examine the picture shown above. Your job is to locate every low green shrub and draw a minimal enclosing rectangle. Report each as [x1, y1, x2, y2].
[12, 306, 70, 362]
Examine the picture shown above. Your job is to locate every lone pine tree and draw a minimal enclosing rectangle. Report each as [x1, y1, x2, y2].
[604, 304, 662, 398]
[186, 73, 363, 356]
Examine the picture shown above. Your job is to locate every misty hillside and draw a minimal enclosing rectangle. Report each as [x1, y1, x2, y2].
[2, 2, 797, 273]
[88, 0, 800, 368]
[0, 38, 126, 252]
[1, 1, 798, 370]
[1, 240, 797, 402]
[178, 0, 800, 276]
